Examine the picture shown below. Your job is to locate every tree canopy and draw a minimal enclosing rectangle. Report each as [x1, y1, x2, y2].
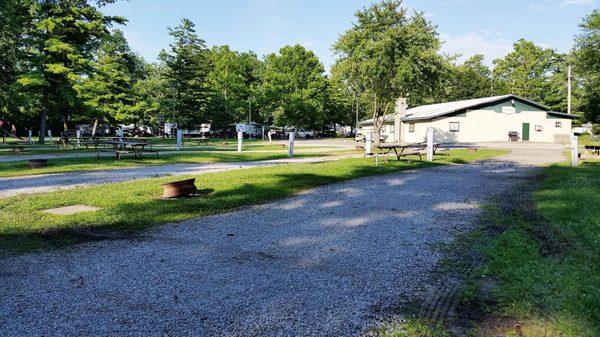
[332, 0, 446, 142]
[0, 0, 597, 140]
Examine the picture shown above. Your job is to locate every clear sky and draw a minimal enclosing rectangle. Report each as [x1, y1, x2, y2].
[100, 0, 599, 70]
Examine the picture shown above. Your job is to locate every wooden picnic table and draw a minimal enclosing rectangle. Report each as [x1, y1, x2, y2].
[97, 140, 158, 160]
[375, 142, 441, 162]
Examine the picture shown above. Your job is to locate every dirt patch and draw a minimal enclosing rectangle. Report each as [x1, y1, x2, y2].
[42, 204, 101, 215]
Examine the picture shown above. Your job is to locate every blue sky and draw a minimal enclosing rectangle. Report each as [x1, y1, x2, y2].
[101, 0, 598, 70]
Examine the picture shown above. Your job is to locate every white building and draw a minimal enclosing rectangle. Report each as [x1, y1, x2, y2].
[358, 95, 575, 144]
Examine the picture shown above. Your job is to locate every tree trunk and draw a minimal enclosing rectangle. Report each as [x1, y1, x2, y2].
[63, 113, 68, 133]
[38, 90, 48, 144]
[91, 118, 98, 136]
[372, 95, 383, 147]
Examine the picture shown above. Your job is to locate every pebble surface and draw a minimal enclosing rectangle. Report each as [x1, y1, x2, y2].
[1, 147, 565, 337]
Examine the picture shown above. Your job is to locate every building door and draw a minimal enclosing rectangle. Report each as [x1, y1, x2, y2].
[522, 123, 530, 141]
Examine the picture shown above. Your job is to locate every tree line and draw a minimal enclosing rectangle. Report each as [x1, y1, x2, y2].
[0, 0, 597, 143]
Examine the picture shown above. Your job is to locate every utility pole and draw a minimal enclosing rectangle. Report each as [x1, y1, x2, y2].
[172, 86, 176, 138]
[567, 64, 572, 114]
[355, 98, 359, 135]
[248, 98, 252, 139]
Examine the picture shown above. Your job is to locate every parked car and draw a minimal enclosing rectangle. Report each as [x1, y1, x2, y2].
[319, 130, 337, 138]
[297, 129, 315, 138]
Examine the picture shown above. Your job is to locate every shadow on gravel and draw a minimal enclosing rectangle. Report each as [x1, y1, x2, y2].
[1, 161, 437, 253]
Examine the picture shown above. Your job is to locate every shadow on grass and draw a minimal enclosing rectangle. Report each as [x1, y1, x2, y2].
[0, 159, 437, 253]
[398, 161, 600, 337]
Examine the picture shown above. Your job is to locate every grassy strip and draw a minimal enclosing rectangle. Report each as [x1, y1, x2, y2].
[0, 138, 340, 156]
[474, 161, 600, 337]
[375, 319, 448, 337]
[0, 149, 506, 253]
[0, 150, 351, 178]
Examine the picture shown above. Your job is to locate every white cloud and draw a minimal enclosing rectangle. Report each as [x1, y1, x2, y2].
[440, 33, 514, 66]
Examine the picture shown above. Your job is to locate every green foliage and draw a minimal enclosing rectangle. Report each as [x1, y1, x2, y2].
[206, 45, 262, 128]
[332, 0, 446, 141]
[492, 39, 572, 112]
[78, 29, 145, 126]
[160, 18, 211, 130]
[16, 0, 125, 141]
[573, 10, 600, 123]
[261, 45, 328, 129]
[442, 54, 492, 101]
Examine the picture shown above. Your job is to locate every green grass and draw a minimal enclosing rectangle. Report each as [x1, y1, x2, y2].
[0, 149, 352, 178]
[0, 137, 330, 156]
[480, 160, 600, 337]
[578, 133, 600, 146]
[374, 319, 448, 337]
[0, 149, 506, 253]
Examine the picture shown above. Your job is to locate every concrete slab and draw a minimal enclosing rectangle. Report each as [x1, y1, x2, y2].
[42, 205, 101, 215]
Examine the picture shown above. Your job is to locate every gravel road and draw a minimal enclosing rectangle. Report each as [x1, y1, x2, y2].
[0, 156, 355, 198]
[0, 147, 564, 336]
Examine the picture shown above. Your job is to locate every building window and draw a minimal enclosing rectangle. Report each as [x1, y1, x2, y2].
[535, 125, 543, 132]
[449, 122, 460, 132]
[555, 121, 562, 128]
[409, 123, 415, 133]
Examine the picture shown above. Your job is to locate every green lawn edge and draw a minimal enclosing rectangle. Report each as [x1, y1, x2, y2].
[0, 149, 507, 254]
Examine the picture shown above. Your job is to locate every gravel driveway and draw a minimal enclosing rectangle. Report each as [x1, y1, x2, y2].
[0, 148, 562, 336]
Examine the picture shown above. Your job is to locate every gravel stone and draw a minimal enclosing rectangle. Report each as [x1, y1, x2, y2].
[0, 146, 564, 336]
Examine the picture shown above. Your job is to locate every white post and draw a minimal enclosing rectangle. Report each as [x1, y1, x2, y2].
[176, 129, 183, 150]
[28, 130, 33, 144]
[365, 132, 373, 156]
[288, 131, 295, 158]
[268, 130, 272, 143]
[570, 132, 578, 167]
[237, 130, 243, 153]
[426, 127, 434, 161]
[47, 130, 52, 145]
[76, 130, 81, 148]
[118, 128, 124, 142]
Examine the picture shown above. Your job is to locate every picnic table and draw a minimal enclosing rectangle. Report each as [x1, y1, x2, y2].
[97, 140, 158, 160]
[374, 142, 442, 162]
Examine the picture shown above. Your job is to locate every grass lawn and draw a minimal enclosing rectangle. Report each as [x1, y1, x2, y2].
[0, 137, 339, 156]
[0, 149, 352, 178]
[0, 149, 506, 253]
[477, 159, 600, 337]
[578, 133, 600, 146]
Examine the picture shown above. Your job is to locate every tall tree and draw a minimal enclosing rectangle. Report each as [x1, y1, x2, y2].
[0, 0, 36, 131]
[332, 0, 445, 144]
[16, 0, 125, 142]
[443, 54, 492, 101]
[206, 46, 262, 128]
[573, 10, 600, 123]
[492, 39, 566, 110]
[261, 44, 328, 129]
[160, 18, 210, 131]
[133, 62, 168, 130]
[78, 29, 145, 132]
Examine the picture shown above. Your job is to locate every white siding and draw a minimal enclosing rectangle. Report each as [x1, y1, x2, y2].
[360, 108, 572, 144]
